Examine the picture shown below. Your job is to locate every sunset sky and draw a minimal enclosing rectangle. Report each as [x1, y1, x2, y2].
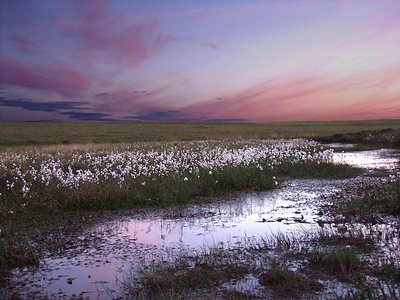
[1, 0, 399, 122]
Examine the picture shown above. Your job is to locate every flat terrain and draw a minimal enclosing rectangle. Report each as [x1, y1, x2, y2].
[1, 119, 399, 147]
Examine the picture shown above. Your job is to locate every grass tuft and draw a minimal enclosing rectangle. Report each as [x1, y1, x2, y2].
[309, 248, 359, 274]
[258, 261, 323, 298]
[315, 229, 375, 253]
[330, 176, 400, 222]
[344, 281, 400, 300]
[126, 250, 250, 298]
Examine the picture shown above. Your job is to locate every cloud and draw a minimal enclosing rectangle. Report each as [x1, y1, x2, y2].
[59, 111, 117, 121]
[180, 66, 400, 121]
[0, 96, 119, 121]
[62, 0, 175, 67]
[127, 110, 247, 122]
[91, 84, 173, 116]
[130, 110, 182, 121]
[95, 92, 109, 97]
[0, 97, 86, 112]
[0, 56, 90, 97]
[2, 1, 175, 99]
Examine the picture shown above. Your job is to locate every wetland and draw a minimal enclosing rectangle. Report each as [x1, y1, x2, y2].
[1, 124, 399, 299]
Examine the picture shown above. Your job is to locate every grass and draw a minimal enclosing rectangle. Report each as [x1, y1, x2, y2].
[125, 245, 324, 299]
[1, 161, 358, 211]
[0, 138, 359, 212]
[2, 123, 398, 296]
[315, 229, 375, 253]
[257, 231, 302, 251]
[122, 223, 400, 299]
[0, 138, 361, 280]
[279, 161, 362, 179]
[258, 261, 323, 298]
[329, 176, 400, 222]
[308, 247, 360, 275]
[126, 249, 250, 299]
[0, 208, 99, 276]
[1, 119, 399, 148]
[316, 127, 400, 149]
[344, 282, 400, 300]
[373, 263, 400, 283]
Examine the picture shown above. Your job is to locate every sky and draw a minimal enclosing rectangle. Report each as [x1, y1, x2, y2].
[0, 0, 399, 122]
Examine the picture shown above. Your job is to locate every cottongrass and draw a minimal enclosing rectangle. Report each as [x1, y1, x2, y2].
[1, 139, 334, 209]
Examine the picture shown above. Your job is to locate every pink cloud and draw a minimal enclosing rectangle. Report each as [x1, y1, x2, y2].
[0, 56, 90, 97]
[181, 67, 400, 121]
[61, 0, 175, 67]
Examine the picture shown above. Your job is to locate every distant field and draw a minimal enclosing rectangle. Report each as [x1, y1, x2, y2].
[0, 120, 399, 147]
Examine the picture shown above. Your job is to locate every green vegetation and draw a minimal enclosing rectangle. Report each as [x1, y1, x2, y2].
[1, 161, 358, 212]
[315, 229, 375, 252]
[317, 127, 400, 149]
[258, 262, 323, 298]
[344, 282, 400, 300]
[373, 263, 400, 283]
[329, 176, 400, 222]
[279, 161, 362, 179]
[126, 249, 251, 299]
[2, 122, 399, 297]
[126, 246, 324, 299]
[1, 119, 399, 148]
[2, 139, 361, 278]
[308, 248, 360, 274]
[0, 209, 98, 275]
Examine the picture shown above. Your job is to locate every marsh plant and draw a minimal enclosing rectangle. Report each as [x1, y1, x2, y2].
[329, 173, 400, 222]
[258, 261, 323, 298]
[0, 139, 345, 209]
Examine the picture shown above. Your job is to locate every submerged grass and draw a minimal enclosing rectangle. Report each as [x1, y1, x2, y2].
[329, 175, 400, 222]
[126, 245, 324, 299]
[344, 282, 400, 300]
[373, 263, 400, 283]
[126, 249, 250, 299]
[258, 261, 323, 299]
[315, 228, 375, 253]
[308, 247, 360, 275]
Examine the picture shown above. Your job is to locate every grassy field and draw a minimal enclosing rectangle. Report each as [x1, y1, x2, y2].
[1, 119, 399, 147]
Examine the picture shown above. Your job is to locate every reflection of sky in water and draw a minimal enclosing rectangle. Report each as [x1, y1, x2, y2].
[333, 149, 400, 170]
[107, 184, 325, 248]
[8, 148, 400, 298]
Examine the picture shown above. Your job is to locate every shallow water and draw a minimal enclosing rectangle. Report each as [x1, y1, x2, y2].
[332, 148, 400, 170]
[5, 148, 400, 299]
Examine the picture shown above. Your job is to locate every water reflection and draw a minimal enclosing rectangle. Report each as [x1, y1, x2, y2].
[96, 180, 341, 249]
[332, 149, 400, 170]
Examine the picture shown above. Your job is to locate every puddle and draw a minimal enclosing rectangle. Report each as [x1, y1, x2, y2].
[332, 148, 400, 170]
[325, 143, 356, 149]
[4, 147, 400, 299]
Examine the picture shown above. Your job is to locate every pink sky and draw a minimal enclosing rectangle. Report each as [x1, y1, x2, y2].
[0, 0, 399, 122]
